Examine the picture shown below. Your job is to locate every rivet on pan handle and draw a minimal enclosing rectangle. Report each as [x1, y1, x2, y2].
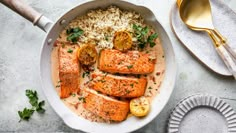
[0, 0, 53, 32]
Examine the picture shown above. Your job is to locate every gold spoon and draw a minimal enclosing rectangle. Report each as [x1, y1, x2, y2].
[178, 0, 236, 58]
[177, 0, 236, 79]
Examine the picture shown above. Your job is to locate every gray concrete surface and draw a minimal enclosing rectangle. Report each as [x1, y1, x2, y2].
[0, 0, 236, 132]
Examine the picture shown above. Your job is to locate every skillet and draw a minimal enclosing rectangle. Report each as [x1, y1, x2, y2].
[1, 0, 176, 132]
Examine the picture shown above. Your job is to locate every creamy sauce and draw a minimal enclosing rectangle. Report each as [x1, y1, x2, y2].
[51, 6, 165, 123]
[51, 38, 165, 123]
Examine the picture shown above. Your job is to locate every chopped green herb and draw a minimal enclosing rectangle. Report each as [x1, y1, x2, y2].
[82, 71, 90, 78]
[130, 84, 134, 88]
[126, 90, 131, 94]
[105, 35, 109, 41]
[78, 97, 86, 103]
[36, 101, 45, 113]
[66, 27, 84, 43]
[18, 108, 35, 122]
[147, 33, 158, 47]
[18, 89, 45, 122]
[148, 87, 152, 89]
[55, 85, 60, 88]
[71, 93, 76, 97]
[127, 65, 133, 69]
[133, 24, 149, 49]
[67, 49, 73, 53]
[25, 90, 45, 114]
[133, 24, 158, 49]
[26, 90, 39, 107]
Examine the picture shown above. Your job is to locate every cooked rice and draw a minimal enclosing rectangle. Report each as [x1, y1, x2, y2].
[60, 6, 147, 49]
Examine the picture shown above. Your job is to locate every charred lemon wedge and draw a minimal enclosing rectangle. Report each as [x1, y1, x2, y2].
[130, 96, 150, 117]
[78, 44, 97, 65]
[113, 31, 132, 52]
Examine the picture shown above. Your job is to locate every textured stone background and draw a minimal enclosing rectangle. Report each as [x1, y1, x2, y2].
[0, 0, 236, 132]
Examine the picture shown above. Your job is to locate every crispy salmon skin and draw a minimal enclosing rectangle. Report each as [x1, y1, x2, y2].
[83, 88, 129, 121]
[89, 72, 147, 98]
[98, 49, 155, 74]
[58, 43, 80, 98]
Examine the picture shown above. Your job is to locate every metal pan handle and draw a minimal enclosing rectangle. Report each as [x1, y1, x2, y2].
[1, 0, 53, 32]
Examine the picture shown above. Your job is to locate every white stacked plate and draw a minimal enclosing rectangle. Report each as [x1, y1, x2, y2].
[168, 94, 236, 133]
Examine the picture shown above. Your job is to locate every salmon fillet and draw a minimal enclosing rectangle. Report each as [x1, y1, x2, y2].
[58, 43, 80, 98]
[83, 88, 129, 121]
[89, 72, 147, 98]
[98, 49, 155, 74]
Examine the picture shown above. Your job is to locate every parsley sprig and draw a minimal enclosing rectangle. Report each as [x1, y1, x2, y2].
[66, 27, 84, 43]
[18, 90, 45, 122]
[133, 24, 158, 49]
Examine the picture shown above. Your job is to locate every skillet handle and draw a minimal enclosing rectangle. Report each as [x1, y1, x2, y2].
[1, 0, 52, 32]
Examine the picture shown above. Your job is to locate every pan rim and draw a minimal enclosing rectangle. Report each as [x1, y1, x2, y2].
[39, 0, 177, 132]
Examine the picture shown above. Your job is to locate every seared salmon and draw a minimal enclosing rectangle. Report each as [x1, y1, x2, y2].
[58, 43, 80, 98]
[89, 72, 147, 98]
[83, 88, 129, 121]
[98, 49, 155, 74]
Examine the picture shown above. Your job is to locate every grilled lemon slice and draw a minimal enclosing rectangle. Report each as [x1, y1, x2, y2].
[130, 96, 150, 117]
[78, 44, 97, 65]
[113, 31, 132, 52]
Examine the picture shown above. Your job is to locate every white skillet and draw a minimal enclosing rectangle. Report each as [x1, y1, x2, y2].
[1, 0, 176, 132]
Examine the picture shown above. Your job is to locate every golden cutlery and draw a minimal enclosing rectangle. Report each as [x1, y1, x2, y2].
[177, 0, 236, 79]
[178, 0, 236, 59]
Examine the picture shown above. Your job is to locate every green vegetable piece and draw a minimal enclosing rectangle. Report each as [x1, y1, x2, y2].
[19, 89, 46, 121]
[26, 90, 38, 107]
[18, 108, 35, 122]
[36, 101, 46, 113]
[127, 65, 133, 69]
[67, 49, 73, 53]
[148, 33, 158, 47]
[66, 27, 84, 43]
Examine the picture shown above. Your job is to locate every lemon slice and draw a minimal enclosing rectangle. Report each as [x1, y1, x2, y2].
[113, 31, 132, 52]
[78, 44, 97, 65]
[130, 96, 150, 117]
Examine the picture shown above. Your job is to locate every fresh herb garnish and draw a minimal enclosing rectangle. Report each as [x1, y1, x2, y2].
[133, 24, 158, 49]
[133, 24, 149, 49]
[78, 97, 86, 103]
[18, 108, 34, 122]
[25, 90, 45, 113]
[126, 90, 131, 94]
[82, 71, 90, 78]
[66, 27, 84, 43]
[67, 48, 73, 53]
[105, 35, 109, 41]
[127, 65, 133, 69]
[147, 33, 158, 47]
[130, 84, 134, 88]
[55, 85, 60, 88]
[71, 93, 76, 97]
[36, 101, 45, 113]
[18, 90, 45, 122]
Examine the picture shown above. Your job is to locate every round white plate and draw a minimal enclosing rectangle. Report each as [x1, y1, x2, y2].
[168, 94, 236, 133]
